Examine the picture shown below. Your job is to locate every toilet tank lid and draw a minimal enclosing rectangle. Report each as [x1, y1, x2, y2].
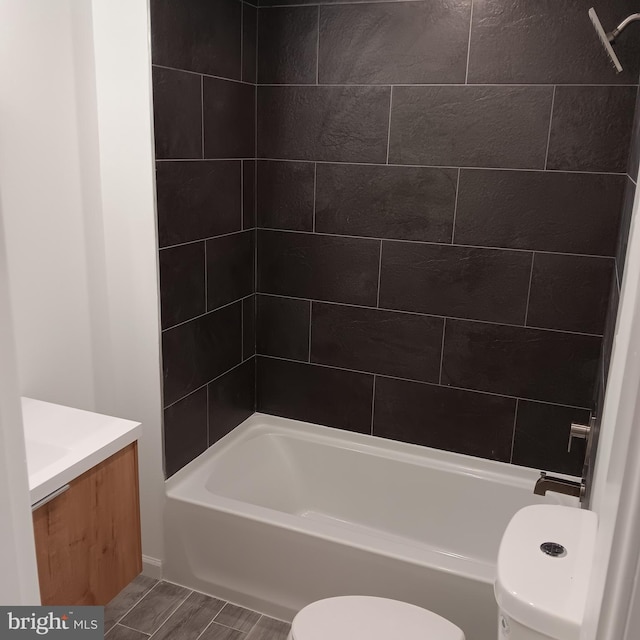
[495, 505, 598, 640]
[290, 596, 464, 640]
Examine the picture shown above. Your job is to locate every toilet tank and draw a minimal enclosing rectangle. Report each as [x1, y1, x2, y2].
[494, 505, 598, 640]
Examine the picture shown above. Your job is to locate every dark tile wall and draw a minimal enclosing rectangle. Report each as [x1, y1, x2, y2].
[254, 0, 637, 476]
[151, 0, 257, 477]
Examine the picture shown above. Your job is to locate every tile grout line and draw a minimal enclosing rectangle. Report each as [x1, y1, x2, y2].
[201, 75, 205, 159]
[116, 623, 151, 637]
[370, 374, 377, 435]
[155, 155, 629, 177]
[523, 252, 536, 326]
[240, 1, 244, 82]
[509, 398, 519, 463]
[255, 291, 605, 338]
[464, 0, 474, 84]
[161, 229, 252, 252]
[438, 318, 447, 384]
[206, 384, 211, 447]
[258, 353, 594, 411]
[241, 160, 245, 231]
[111, 580, 163, 630]
[316, 5, 320, 85]
[164, 355, 256, 410]
[544, 85, 557, 170]
[376, 240, 383, 307]
[451, 167, 461, 243]
[254, 226, 618, 262]
[308, 300, 313, 362]
[385, 86, 393, 164]
[313, 162, 317, 232]
[162, 292, 254, 333]
[146, 588, 194, 640]
[204, 241, 208, 312]
[152, 63, 255, 86]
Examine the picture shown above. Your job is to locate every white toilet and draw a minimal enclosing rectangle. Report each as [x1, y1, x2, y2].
[288, 505, 597, 640]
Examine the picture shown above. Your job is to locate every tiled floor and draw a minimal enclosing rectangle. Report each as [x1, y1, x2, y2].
[105, 576, 291, 640]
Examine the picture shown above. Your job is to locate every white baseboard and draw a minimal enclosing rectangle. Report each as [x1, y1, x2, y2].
[142, 555, 163, 579]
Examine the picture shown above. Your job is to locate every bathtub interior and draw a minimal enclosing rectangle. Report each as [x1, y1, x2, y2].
[167, 413, 576, 570]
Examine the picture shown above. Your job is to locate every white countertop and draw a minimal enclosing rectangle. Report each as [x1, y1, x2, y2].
[22, 397, 141, 506]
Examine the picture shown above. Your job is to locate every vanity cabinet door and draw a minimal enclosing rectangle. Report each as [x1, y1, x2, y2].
[32, 442, 142, 605]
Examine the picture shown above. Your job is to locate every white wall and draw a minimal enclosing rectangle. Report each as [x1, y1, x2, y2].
[0, 0, 165, 572]
[0, 196, 40, 604]
[90, 0, 166, 572]
[0, 0, 98, 411]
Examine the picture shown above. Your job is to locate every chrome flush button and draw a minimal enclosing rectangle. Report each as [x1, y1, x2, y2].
[540, 542, 567, 557]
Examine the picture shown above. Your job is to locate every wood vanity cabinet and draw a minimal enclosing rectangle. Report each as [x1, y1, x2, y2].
[32, 442, 142, 605]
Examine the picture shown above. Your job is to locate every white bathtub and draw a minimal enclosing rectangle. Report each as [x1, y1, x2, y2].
[164, 413, 578, 640]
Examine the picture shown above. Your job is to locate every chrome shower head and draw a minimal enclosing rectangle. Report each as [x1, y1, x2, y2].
[589, 8, 623, 73]
[589, 8, 640, 74]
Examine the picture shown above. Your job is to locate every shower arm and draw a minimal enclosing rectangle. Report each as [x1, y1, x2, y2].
[609, 13, 640, 43]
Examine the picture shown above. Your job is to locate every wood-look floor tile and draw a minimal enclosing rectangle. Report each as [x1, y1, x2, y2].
[151, 591, 226, 640]
[200, 622, 246, 640]
[105, 575, 158, 633]
[106, 624, 150, 640]
[121, 581, 191, 635]
[245, 617, 291, 640]
[214, 603, 261, 632]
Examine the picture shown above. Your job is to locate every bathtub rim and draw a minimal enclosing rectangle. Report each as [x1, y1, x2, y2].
[165, 412, 579, 585]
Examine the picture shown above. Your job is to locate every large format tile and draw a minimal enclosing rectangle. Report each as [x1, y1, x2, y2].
[315, 164, 457, 242]
[258, 86, 390, 162]
[527, 254, 615, 335]
[153, 67, 202, 160]
[258, 230, 380, 305]
[120, 582, 191, 635]
[162, 303, 242, 405]
[318, 0, 471, 84]
[151, 591, 225, 640]
[373, 377, 515, 461]
[467, 0, 640, 84]
[454, 170, 624, 256]
[151, 0, 241, 78]
[105, 575, 158, 633]
[243, 3, 258, 83]
[257, 295, 310, 361]
[159, 242, 206, 329]
[388, 86, 553, 169]
[203, 78, 255, 159]
[441, 320, 601, 406]
[310, 303, 443, 382]
[156, 161, 241, 248]
[214, 603, 261, 632]
[206, 231, 255, 310]
[245, 617, 291, 640]
[512, 401, 590, 476]
[258, 6, 318, 84]
[546, 86, 636, 173]
[257, 357, 374, 433]
[163, 387, 208, 478]
[257, 161, 315, 231]
[208, 359, 255, 444]
[602, 271, 620, 385]
[379, 242, 532, 324]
